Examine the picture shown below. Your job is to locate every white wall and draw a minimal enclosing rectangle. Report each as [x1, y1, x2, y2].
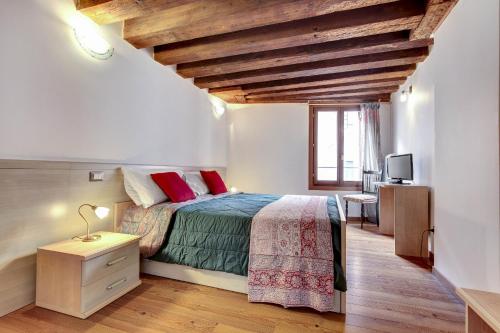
[226, 103, 392, 216]
[0, 0, 227, 167]
[392, 0, 499, 292]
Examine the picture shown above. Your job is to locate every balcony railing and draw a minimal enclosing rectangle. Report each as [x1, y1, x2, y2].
[317, 166, 362, 182]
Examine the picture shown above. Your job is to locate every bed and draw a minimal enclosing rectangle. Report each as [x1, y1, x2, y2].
[114, 192, 347, 313]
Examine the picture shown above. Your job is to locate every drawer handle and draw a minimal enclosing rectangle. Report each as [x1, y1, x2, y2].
[106, 278, 127, 290]
[106, 256, 128, 267]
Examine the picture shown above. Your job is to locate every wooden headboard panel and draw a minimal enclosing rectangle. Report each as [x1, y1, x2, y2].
[0, 159, 225, 317]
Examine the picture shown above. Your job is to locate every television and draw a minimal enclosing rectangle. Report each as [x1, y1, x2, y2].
[386, 153, 413, 184]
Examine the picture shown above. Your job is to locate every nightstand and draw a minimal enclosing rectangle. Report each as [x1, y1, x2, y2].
[36, 231, 141, 319]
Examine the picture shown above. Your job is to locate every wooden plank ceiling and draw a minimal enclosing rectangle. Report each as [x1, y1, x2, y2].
[76, 0, 457, 104]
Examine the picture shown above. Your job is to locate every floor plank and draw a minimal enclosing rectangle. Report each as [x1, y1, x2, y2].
[0, 223, 465, 332]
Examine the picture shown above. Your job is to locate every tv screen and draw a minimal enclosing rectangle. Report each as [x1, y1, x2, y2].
[387, 154, 413, 181]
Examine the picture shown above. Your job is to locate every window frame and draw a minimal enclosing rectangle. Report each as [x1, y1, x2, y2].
[308, 104, 362, 191]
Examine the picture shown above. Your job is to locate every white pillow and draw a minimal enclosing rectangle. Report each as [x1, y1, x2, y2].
[122, 167, 184, 208]
[123, 177, 142, 206]
[184, 172, 209, 196]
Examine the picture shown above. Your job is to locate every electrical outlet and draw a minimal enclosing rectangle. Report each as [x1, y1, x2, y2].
[89, 171, 105, 182]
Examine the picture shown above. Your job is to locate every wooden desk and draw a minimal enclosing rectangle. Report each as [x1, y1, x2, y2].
[377, 183, 430, 257]
[457, 288, 500, 333]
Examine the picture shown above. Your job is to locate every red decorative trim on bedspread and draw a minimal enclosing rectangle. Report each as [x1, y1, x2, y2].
[248, 269, 334, 295]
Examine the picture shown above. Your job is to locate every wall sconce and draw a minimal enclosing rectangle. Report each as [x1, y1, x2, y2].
[71, 14, 114, 60]
[400, 85, 413, 103]
[209, 95, 226, 118]
[213, 104, 226, 118]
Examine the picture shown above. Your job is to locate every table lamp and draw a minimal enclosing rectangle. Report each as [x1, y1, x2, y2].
[76, 204, 110, 242]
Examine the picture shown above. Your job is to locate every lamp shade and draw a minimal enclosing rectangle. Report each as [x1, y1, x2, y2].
[94, 206, 110, 219]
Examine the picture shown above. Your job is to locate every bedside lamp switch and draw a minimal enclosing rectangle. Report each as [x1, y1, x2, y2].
[89, 171, 105, 182]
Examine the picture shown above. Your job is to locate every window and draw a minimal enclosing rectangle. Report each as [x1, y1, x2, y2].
[309, 105, 362, 190]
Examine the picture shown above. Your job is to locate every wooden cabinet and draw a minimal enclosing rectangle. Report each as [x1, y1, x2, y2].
[457, 288, 500, 333]
[36, 232, 141, 319]
[379, 185, 395, 235]
[378, 184, 430, 258]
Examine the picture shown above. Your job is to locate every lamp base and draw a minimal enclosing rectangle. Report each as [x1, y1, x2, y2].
[81, 234, 102, 242]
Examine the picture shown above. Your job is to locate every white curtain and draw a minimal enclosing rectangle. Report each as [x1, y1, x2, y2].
[360, 103, 382, 172]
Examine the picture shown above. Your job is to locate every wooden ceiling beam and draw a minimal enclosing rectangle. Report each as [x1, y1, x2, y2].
[209, 65, 416, 96]
[253, 87, 399, 101]
[245, 93, 391, 104]
[245, 86, 399, 101]
[246, 79, 406, 98]
[194, 47, 428, 89]
[209, 87, 246, 104]
[123, 0, 398, 49]
[208, 66, 414, 103]
[75, 0, 198, 24]
[76, 0, 109, 8]
[154, 0, 426, 64]
[411, 0, 458, 39]
[177, 32, 433, 78]
[242, 65, 416, 93]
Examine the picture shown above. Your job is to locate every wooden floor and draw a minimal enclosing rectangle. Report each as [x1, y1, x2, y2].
[0, 223, 465, 333]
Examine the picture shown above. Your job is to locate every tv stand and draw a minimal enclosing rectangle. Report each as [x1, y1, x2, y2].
[376, 183, 430, 258]
[388, 179, 411, 185]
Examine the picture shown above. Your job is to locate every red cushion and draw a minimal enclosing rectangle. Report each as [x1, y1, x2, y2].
[151, 172, 195, 203]
[200, 170, 227, 195]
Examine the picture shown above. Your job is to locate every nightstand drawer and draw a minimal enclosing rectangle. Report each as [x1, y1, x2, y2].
[81, 264, 139, 314]
[82, 242, 139, 286]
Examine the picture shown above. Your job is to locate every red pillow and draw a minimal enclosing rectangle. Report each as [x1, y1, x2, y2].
[200, 170, 227, 195]
[151, 172, 195, 203]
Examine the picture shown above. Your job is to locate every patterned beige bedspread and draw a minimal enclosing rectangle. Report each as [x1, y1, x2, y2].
[248, 195, 335, 312]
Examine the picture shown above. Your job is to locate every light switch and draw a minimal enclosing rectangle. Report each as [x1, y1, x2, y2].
[89, 171, 105, 182]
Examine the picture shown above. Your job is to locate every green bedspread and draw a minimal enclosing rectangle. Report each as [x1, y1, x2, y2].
[150, 193, 347, 292]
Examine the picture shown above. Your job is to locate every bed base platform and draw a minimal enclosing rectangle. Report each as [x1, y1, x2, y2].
[141, 260, 248, 293]
[115, 194, 347, 314]
[141, 259, 345, 313]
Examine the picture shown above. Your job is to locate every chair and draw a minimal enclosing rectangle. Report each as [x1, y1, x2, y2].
[344, 170, 382, 229]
